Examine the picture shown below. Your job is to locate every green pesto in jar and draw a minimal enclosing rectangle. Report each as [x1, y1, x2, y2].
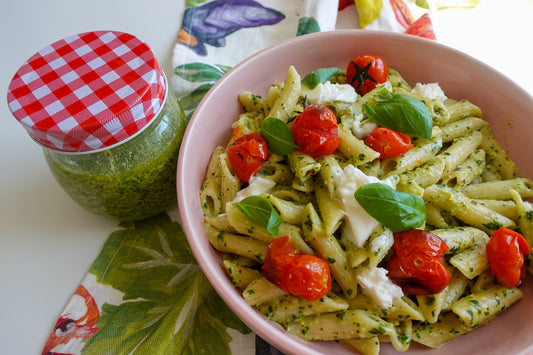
[44, 92, 187, 221]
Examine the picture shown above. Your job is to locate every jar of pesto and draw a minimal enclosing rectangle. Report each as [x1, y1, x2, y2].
[7, 31, 187, 221]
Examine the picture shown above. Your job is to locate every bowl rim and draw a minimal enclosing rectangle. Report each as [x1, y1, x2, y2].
[177, 29, 533, 355]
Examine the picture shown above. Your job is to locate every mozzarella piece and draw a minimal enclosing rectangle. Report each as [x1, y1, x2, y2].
[233, 176, 276, 202]
[371, 232, 390, 254]
[356, 267, 403, 308]
[352, 119, 377, 140]
[411, 82, 447, 101]
[334, 165, 396, 248]
[302, 82, 358, 104]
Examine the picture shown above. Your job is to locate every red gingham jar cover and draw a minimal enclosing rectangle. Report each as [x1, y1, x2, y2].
[7, 31, 167, 152]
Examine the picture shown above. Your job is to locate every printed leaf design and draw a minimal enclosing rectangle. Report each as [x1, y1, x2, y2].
[356, 0, 384, 28]
[180, 83, 214, 110]
[174, 62, 233, 113]
[433, 0, 481, 9]
[83, 213, 250, 354]
[297, 17, 321, 36]
[414, 0, 430, 9]
[186, 0, 209, 8]
[175, 62, 231, 83]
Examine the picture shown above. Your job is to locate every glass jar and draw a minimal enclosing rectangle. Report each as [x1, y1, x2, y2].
[43, 91, 185, 221]
[8, 31, 187, 221]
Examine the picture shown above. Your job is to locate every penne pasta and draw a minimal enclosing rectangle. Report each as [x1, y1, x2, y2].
[198, 63, 531, 354]
[462, 178, 533, 200]
[267, 65, 301, 122]
[302, 203, 358, 298]
[423, 185, 516, 233]
[451, 287, 523, 327]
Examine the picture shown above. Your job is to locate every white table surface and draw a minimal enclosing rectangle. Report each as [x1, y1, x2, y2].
[1, 1, 532, 354]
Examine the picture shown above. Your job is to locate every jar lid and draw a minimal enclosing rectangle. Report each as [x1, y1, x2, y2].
[7, 31, 166, 152]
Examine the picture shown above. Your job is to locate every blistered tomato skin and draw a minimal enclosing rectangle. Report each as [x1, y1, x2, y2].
[346, 55, 388, 95]
[386, 229, 451, 295]
[290, 103, 340, 158]
[486, 228, 531, 287]
[227, 133, 269, 183]
[364, 127, 413, 159]
[262, 236, 332, 301]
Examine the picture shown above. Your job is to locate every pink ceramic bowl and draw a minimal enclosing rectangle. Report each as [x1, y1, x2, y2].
[177, 30, 533, 355]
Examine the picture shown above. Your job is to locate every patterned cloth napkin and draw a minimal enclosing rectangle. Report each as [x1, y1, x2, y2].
[42, 1, 478, 354]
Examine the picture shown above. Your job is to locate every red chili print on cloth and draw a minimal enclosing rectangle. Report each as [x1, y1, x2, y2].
[405, 13, 436, 40]
[390, 0, 415, 28]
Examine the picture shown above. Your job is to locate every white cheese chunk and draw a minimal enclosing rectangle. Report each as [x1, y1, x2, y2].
[233, 176, 276, 202]
[411, 83, 447, 101]
[371, 231, 391, 254]
[356, 267, 404, 309]
[334, 165, 396, 248]
[302, 82, 358, 104]
[352, 119, 377, 140]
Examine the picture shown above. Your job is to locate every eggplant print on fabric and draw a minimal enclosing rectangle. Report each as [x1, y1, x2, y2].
[178, 0, 285, 55]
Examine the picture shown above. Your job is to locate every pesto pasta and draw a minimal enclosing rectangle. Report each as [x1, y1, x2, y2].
[199, 64, 532, 354]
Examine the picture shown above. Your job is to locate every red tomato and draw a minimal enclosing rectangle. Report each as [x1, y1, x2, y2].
[486, 228, 531, 287]
[386, 229, 452, 295]
[290, 103, 340, 158]
[262, 236, 332, 301]
[364, 127, 413, 159]
[227, 133, 268, 183]
[346, 55, 388, 95]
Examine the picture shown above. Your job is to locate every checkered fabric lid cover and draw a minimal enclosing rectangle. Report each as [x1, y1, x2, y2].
[7, 31, 167, 152]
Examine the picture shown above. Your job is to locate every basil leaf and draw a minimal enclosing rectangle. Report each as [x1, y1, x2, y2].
[363, 90, 432, 139]
[354, 183, 426, 232]
[235, 196, 280, 235]
[374, 88, 394, 102]
[261, 117, 297, 155]
[302, 67, 342, 89]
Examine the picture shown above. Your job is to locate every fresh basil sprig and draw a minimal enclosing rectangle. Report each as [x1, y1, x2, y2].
[354, 183, 426, 232]
[235, 196, 280, 235]
[261, 117, 297, 155]
[302, 67, 342, 89]
[363, 89, 432, 139]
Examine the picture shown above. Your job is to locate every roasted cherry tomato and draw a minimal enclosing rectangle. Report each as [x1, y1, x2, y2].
[227, 133, 268, 183]
[364, 127, 413, 159]
[486, 228, 531, 287]
[386, 229, 452, 295]
[346, 55, 388, 95]
[290, 103, 340, 158]
[262, 236, 332, 301]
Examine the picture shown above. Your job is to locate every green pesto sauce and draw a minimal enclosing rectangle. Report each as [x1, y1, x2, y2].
[44, 92, 187, 221]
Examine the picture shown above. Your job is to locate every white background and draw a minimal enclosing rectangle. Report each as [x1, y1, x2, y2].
[1, 0, 532, 354]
